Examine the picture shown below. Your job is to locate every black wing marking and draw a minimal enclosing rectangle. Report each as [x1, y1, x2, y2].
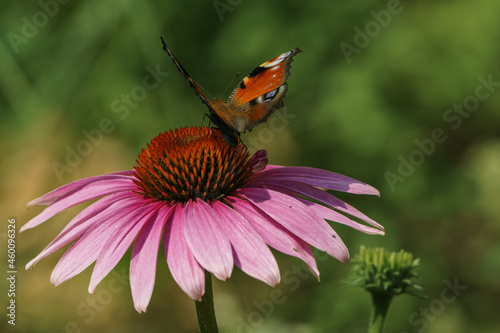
[161, 37, 213, 110]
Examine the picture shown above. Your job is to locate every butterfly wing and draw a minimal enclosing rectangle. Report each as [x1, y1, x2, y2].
[222, 47, 301, 133]
[161, 38, 300, 147]
[161, 37, 215, 113]
[161, 37, 240, 147]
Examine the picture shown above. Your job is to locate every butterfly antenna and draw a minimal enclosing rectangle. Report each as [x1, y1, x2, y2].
[195, 82, 215, 101]
[220, 72, 240, 100]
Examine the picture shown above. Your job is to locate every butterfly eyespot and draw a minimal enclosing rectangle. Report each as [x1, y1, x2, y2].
[263, 89, 278, 102]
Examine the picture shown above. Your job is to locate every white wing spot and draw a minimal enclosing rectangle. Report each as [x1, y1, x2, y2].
[266, 51, 291, 67]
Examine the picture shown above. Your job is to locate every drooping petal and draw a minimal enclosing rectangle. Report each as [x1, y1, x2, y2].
[296, 197, 384, 235]
[50, 198, 146, 286]
[22, 178, 138, 232]
[88, 203, 162, 293]
[248, 180, 385, 235]
[249, 150, 268, 172]
[182, 199, 233, 281]
[164, 203, 205, 301]
[26, 192, 139, 270]
[130, 203, 173, 313]
[251, 166, 379, 196]
[27, 171, 135, 207]
[236, 187, 349, 263]
[227, 197, 320, 278]
[248, 179, 384, 233]
[211, 200, 280, 286]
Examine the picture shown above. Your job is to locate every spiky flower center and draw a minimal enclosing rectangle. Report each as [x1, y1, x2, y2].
[133, 127, 254, 202]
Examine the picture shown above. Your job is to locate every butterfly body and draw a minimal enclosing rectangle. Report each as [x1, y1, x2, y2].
[161, 37, 301, 147]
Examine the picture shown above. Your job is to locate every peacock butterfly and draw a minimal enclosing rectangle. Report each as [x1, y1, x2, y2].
[161, 37, 301, 147]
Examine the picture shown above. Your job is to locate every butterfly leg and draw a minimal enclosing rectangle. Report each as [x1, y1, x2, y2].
[200, 113, 211, 128]
[194, 113, 211, 138]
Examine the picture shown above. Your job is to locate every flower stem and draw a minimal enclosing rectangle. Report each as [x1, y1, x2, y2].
[368, 292, 393, 333]
[195, 272, 219, 333]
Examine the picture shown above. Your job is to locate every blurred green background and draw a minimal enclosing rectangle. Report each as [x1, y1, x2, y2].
[1, 0, 500, 332]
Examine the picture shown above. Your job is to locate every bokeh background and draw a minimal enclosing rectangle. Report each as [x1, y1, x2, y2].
[1, 0, 499, 332]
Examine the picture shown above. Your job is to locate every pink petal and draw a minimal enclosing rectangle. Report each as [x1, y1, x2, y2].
[227, 197, 319, 279]
[130, 204, 173, 313]
[250, 150, 268, 172]
[210, 201, 280, 286]
[22, 178, 138, 232]
[88, 203, 162, 293]
[27, 171, 135, 207]
[236, 187, 349, 263]
[50, 198, 146, 286]
[248, 179, 384, 233]
[164, 203, 205, 301]
[252, 166, 379, 196]
[261, 165, 281, 172]
[296, 197, 384, 235]
[26, 192, 139, 270]
[182, 199, 233, 281]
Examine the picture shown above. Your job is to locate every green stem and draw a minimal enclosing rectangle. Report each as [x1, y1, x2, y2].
[195, 272, 219, 333]
[368, 292, 393, 333]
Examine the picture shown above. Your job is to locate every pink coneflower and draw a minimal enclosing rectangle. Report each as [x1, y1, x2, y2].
[22, 127, 383, 315]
